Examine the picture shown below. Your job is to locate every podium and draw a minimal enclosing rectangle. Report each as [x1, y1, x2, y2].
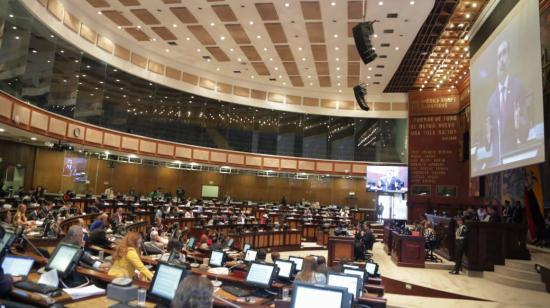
[327, 236, 355, 266]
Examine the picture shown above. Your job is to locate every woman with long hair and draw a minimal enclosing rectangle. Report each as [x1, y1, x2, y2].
[14, 203, 33, 227]
[294, 256, 326, 284]
[172, 275, 213, 308]
[108, 232, 153, 281]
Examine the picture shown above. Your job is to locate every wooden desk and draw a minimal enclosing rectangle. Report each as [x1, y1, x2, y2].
[390, 231, 425, 268]
[383, 226, 392, 255]
[327, 236, 355, 266]
[60, 213, 100, 234]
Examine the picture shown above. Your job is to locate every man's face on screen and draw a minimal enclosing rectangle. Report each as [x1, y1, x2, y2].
[497, 41, 509, 83]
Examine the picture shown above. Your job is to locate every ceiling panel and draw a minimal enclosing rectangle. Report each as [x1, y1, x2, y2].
[305, 22, 325, 43]
[130, 9, 160, 25]
[118, 0, 140, 6]
[211, 4, 238, 22]
[240, 46, 262, 61]
[348, 1, 363, 19]
[125, 27, 150, 41]
[206, 47, 230, 62]
[275, 45, 294, 61]
[282, 62, 300, 75]
[311, 45, 327, 61]
[101, 10, 132, 26]
[264, 23, 288, 44]
[347, 76, 360, 87]
[289, 76, 304, 87]
[187, 25, 216, 45]
[251, 62, 270, 76]
[347, 44, 360, 61]
[170, 7, 198, 24]
[301, 1, 322, 20]
[151, 26, 177, 41]
[225, 24, 251, 44]
[348, 62, 360, 76]
[86, 0, 109, 8]
[255, 3, 279, 21]
[315, 62, 330, 75]
[318, 76, 331, 87]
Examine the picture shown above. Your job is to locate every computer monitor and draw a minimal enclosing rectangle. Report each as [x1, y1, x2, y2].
[366, 262, 378, 276]
[291, 282, 351, 308]
[46, 243, 83, 278]
[289, 256, 304, 271]
[244, 249, 258, 262]
[245, 262, 277, 289]
[209, 250, 225, 267]
[148, 262, 187, 303]
[342, 263, 360, 270]
[1, 255, 34, 276]
[275, 260, 295, 280]
[0, 230, 15, 252]
[327, 272, 363, 300]
[343, 268, 365, 280]
[187, 237, 195, 250]
[243, 243, 251, 253]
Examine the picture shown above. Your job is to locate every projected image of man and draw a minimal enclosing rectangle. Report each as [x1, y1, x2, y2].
[486, 40, 532, 162]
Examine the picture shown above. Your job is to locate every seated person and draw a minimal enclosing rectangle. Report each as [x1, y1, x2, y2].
[295, 256, 326, 284]
[62, 225, 110, 272]
[172, 275, 213, 308]
[256, 249, 267, 262]
[88, 227, 113, 249]
[27, 205, 41, 221]
[270, 251, 280, 262]
[316, 256, 328, 276]
[198, 234, 209, 250]
[0, 226, 22, 296]
[90, 213, 109, 232]
[143, 230, 167, 254]
[14, 204, 34, 227]
[160, 239, 187, 264]
[108, 232, 153, 281]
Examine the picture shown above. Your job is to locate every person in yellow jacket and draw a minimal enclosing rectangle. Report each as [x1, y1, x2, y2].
[108, 232, 153, 281]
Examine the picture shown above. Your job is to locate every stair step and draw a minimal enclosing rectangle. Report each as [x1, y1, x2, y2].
[494, 265, 541, 282]
[484, 271, 546, 292]
[505, 259, 536, 272]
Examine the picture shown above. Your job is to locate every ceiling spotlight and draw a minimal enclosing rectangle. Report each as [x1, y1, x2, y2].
[378, 1, 383, 6]
[210, 22, 215, 26]
[97, 11, 102, 15]
[186, 37, 190, 41]
[284, 3, 290, 7]
[220, 36, 225, 40]
[410, 1, 415, 5]
[331, 2, 336, 6]
[249, 21, 254, 25]
[172, 24, 177, 28]
[30, 137, 37, 141]
[0, 128, 5, 132]
[196, 48, 201, 52]
[395, 47, 399, 51]
[333, 34, 338, 38]
[256, 35, 261, 39]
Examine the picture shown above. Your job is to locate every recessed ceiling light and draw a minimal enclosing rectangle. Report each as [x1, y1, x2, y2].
[309, 82, 313, 86]
[256, 35, 261, 39]
[334, 47, 339, 51]
[283, 82, 286, 85]
[251, 75, 255, 79]
[237, 58, 242, 62]
[263, 47, 267, 51]
[186, 37, 190, 41]
[278, 75, 282, 78]
[410, 1, 415, 5]
[337, 75, 341, 79]
[465, 13, 471, 19]
[269, 58, 273, 61]
[336, 58, 340, 61]
[0, 128, 4, 132]
[301, 57, 306, 61]
[337, 82, 341, 86]
[210, 22, 215, 26]
[338, 89, 342, 93]
[216, 67, 220, 71]
[196, 48, 201, 52]
[15, 36, 20, 40]
[274, 67, 279, 70]
[249, 21, 254, 25]
[137, 25, 141, 29]
[165, 49, 170, 52]
[206, 58, 211, 62]
[230, 48, 234, 52]
[333, 34, 338, 38]
[373, 34, 378, 38]
[284, 3, 290, 7]
[331, 2, 336, 6]
[395, 47, 399, 50]
[8, 14, 14, 18]
[298, 47, 303, 51]
[368, 67, 372, 71]
[220, 36, 225, 40]
[472, 2, 478, 8]
[30, 137, 37, 141]
[336, 67, 340, 71]
[378, 1, 383, 5]
[97, 11, 102, 15]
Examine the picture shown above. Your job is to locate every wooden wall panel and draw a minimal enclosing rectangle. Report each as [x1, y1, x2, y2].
[85, 128, 103, 144]
[30, 111, 48, 131]
[0, 140, 36, 191]
[263, 157, 280, 168]
[246, 156, 262, 166]
[193, 149, 209, 161]
[298, 160, 315, 171]
[157, 143, 174, 156]
[140, 140, 156, 153]
[316, 162, 333, 172]
[68, 123, 85, 140]
[228, 153, 244, 165]
[12, 104, 30, 125]
[104, 133, 121, 148]
[175, 146, 192, 159]
[210, 152, 227, 163]
[121, 136, 139, 150]
[334, 163, 351, 173]
[281, 159, 297, 169]
[0, 95, 12, 118]
[48, 118, 67, 136]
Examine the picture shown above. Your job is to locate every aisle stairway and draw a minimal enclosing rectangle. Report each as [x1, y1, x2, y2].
[483, 259, 547, 292]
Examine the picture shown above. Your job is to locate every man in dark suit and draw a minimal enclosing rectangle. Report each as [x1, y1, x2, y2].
[485, 40, 532, 163]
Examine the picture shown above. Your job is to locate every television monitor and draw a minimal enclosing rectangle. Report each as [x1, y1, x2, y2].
[327, 272, 363, 300]
[201, 185, 219, 198]
[148, 262, 187, 303]
[209, 250, 225, 267]
[275, 260, 295, 280]
[243, 243, 251, 253]
[187, 237, 195, 250]
[245, 262, 277, 289]
[366, 262, 378, 276]
[0, 230, 16, 252]
[289, 256, 304, 271]
[470, 0, 544, 177]
[366, 165, 408, 193]
[291, 282, 351, 308]
[244, 249, 258, 263]
[62, 157, 88, 183]
[343, 268, 365, 280]
[1, 255, 34, 276]
[46, 243, 83, 278]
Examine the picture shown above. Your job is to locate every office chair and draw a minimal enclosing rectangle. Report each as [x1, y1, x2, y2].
[425, 238, 443, 263]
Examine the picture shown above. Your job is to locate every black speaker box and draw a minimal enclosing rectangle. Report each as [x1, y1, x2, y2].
[353, 22, 377, 64]
[353, 85, 369, 111]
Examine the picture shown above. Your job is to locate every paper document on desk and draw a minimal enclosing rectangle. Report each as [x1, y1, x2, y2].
[38, 269, 59, 287]
[64, 285, 105, 299]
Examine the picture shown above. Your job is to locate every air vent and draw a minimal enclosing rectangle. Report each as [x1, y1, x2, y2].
[202, 56, 211, 60]
[379, 55, 387, 58]
[168, 41, 178, 45]
[383, 29, 394, 34]
[373, 82, 381, 84]
[381, 43, 390, 47]
[269, 78, 276, 81]
[387, 13, 398, 18]
[376, 65, 385, 68]
[374, 74, 382, 77]
[233, 70, 241, 74]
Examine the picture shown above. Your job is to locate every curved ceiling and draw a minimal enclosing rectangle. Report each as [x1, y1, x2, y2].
[58, 0, 434, 100]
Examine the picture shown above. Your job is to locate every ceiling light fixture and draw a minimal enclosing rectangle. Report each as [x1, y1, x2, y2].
[378, 1, 383, 6]
[284, 3, 290, 7]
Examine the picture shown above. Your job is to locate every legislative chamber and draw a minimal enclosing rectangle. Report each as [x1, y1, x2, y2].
[0, 0, 549, 307]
